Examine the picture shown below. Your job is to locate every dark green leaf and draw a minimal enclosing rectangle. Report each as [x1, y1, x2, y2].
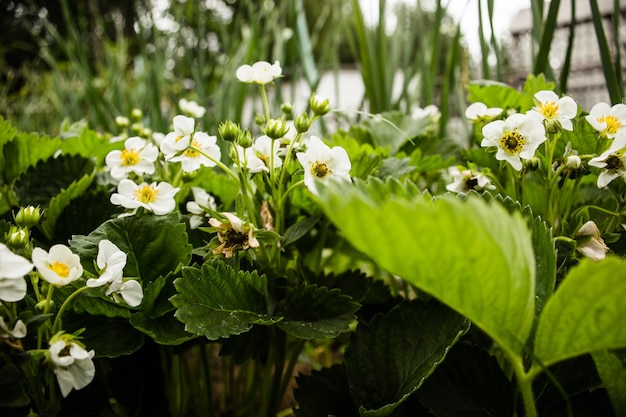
[416, 343, 515, 417]
[141, 273, 178, 318]
[129, 312, 194, 345]
[63, 312, 144, 358]
[171, 263, 277, 340]
[276, 284, 359, 339]
[0, 363, 30, 408]
[2, 129, 62, 184]
[282, 214, 322, 247]
[294, 364, 359, 417]
[70, 212, 191, 284]
[345, 300, 469, 416]
[592, 350, 626, 415]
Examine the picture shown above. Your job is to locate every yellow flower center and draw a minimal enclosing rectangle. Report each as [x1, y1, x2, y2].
[183, 139, 201, 158]
[311, 162, 330, 178]
[499, 131, 525, 155]
[599, 115, 622, 135]
[48, 261, 70, 278]
[119, 148, 140, 166]
[134, 185, 159, 204]
[539, 102, 558, 119]
[175, 135, 185, 143]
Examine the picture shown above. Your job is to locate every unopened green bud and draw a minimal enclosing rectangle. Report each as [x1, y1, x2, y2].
[218, 120, 242, 143]
[265, 119, 289, 139]
[141, 128, 152, 138]
[294, 112, 311, 133]
[280, 102, 293, 116]
[238, 130, 253, 148]
[544, 119, 562, 135]
[565, 155, 581, 170]
[131, 108, 143, 121]
[6, 226, 29, 249]
[115, 116, 129, 128]
[254, 113, 266, 127]
[310, 93, 330, 116]
[130, 122, 143, 135]
[14, 206, 41, 228]
[36, 299, 55, 312]
[524, 157, 541, 171]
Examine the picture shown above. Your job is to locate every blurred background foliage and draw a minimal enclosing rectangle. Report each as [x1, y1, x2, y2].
[0, 0, 624, 138]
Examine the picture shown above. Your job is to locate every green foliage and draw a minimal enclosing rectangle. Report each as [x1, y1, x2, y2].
[534, 257, 626, 367]
[346, 300, 469, 416]
[317, 178, 536, 357]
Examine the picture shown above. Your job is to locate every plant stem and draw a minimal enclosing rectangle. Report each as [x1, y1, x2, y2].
[511, 357, 538, 417]
[51, 285, 91, 334]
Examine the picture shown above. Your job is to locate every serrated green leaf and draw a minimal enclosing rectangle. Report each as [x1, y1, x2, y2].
[60, 128, 121, 163]
[467, 80, 523, 110]
[592, 350, 626, 415]
[534, 257, 626, 368]
[416, 343, 515, 417]
[345, 300, 469, 416]
[142, 273, 178, 318]
[276, 284, 359, 339]
[63, 312, 144, 358]
[41, 170, 96, 239]
[294, 364, 359, 417]
[171, 263, 278, 340]
[70, 212, 191, 284]
[2, 130, 63, 184]
[130, 311, 194, 345]
[318, 179, 536, 357]
[13, 154, 95, 208]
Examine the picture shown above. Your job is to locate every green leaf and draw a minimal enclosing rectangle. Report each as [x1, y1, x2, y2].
[13, 154, 95, 208]
[53, 285, 131, 319]
[70, 212, 192, 284]
[294, 365, 359, 417]
[317, 179, 536, 357]
[130, 312, 194, 345]
[467, 80, 523, 110]
[282, 213, 322, 247]
[276, 284, 359, 339]
[63, 312, 144, 358]
[534, 257, 626, 367]
[2, 130, 62, 184]
[592, 350, 626, 416]
[345, 300, 469, 416]
[141, 273, 178, 319]
[171, 263, 278, 340]
[60, 128, 121, 163]
[0, 363, 30, 408]
[416, 343, 515, 417]
[41, 170, 96, 239]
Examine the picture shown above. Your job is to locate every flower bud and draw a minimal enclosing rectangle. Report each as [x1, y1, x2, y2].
[115, 116, 129, 128]
[565, 154, 581, 170]
[14, 206, 41, 228]
[310, 93, 330, 116]
[6, 226, 29, 249]
[524, 157, 541, 171]
[131, 108, 143, 121]
[218, 120, 242, 143]
[254, 113, 266, 127]
[294, 112, 311, 133]
[544, 119, 562, 135]
[35, 299, 55, 312]
[141, 127, 152, 139]
[130, 122, 143, 135]
[280, 102, 293, 117]
[237, 130, 253, 148]
[265, 119, 289, 139]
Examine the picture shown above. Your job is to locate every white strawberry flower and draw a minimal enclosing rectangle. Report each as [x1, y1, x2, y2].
[296, 136, 351, 195]
[105, 136, 159, 180]
[110, 179, 180, 215]
[235, 60, 282, 84]
[32, 245, 83, 287]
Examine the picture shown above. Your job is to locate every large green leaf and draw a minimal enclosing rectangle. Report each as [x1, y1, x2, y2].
[129, 311, 194, 346]
[70, 212, 192, 284]
[534, 257, 626, 367]
[317, 179, 536, 357]
[345, 300, 469, 416]
[294, 365, 359, 417]
[2, 129, 62, 184]
[416, 343, 515, 417]
[592, 349, 626, 416]
[171, 263, 278, 340]
[275, 284, 359, 339]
